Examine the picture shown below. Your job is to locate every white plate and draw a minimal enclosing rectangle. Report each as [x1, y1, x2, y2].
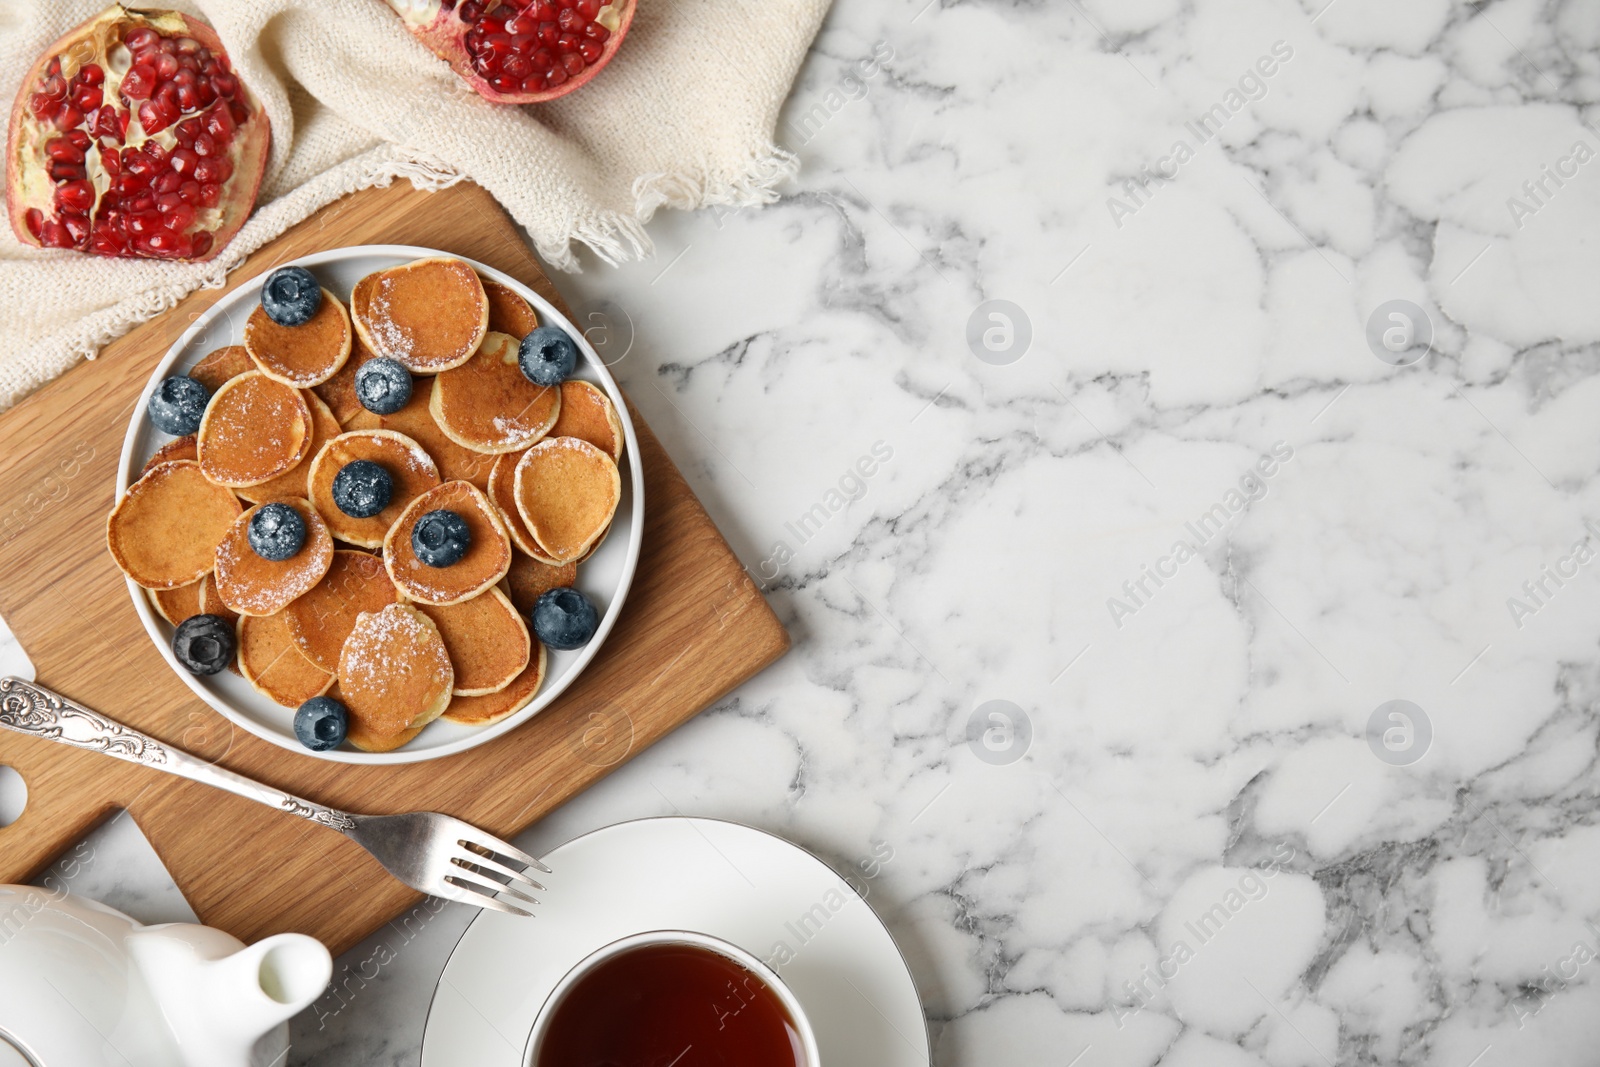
[421, 818, 930, 1067]
[117, 245, 644, 765]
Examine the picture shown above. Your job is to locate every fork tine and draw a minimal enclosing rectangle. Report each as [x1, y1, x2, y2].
[457, 829, 551, 874]
[449, 861, 541, 905]
[443, 875, 536, 917]
[453, 848, 545, 892]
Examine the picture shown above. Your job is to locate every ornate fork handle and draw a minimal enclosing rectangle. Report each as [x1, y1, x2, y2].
[0, 677, 357, 832]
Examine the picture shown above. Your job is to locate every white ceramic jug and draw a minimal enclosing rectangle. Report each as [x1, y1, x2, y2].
[0, 885, 331, 1067]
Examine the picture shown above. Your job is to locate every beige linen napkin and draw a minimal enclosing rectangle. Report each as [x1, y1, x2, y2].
[0, 0, 827, 411]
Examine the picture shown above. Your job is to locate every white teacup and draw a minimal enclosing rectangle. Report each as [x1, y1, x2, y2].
[525, 929, 820, 1067]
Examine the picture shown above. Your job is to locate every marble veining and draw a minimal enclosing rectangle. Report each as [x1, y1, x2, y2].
[23, 0, 1600, 1064]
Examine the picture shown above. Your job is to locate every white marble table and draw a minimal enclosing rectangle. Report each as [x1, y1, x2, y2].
[28, 0, 1600, 1063]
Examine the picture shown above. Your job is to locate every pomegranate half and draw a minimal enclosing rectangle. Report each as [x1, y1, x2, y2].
[6, 5, 270, 261]
[387, 0, 636, 104]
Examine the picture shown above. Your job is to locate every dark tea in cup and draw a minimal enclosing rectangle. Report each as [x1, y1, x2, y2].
[530, 932, 817, 1067]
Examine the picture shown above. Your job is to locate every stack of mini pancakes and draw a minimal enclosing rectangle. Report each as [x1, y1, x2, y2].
[106, 256, 624, 753]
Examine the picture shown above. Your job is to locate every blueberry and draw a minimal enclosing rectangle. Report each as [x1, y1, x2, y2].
[332, 460, 393, 518]
[294, 695, 349, 752]
[532, 587, 598, 650]
[518, 325, 578, 386]
[172, 614, 234, 675]
[147, 375, 209, 436]
[249, 502, 306, 561]
[260, 266, 322, 327]
[354, 357, 413, 415]
[411, 509, 470, 567]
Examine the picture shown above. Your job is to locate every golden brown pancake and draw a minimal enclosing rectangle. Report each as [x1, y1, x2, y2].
[148, 579, 202, 626]
[337, 604, 453, 741]
[197, 572, 239, 625]
[502, 552, 577, 615]
[312, 333, 378, 426]
[346, 715, 424, 753]
[442, 642, 546, 726]
[237, 611, 333, 707]
[351, 257, 488, 373]
[197, 372, 312, 488]
[548, 380, 623, 462]
[308, 429, 440, 548]
[378, 388, 496, 489]
[244, 292, 351, 388]
[142, 434, 197, 474]
[415, 586, 530, 696]
[237, 391, 341, 505]
[190, 344, 252, 394]
[213, 498, 334, 617]
[481, 276, 540, 338]
[430, 332, 560, 454]
[384, 481, 512, 606]
[107, 460, 243, 589]
[284, 550, 399, 673]
[486, 450, 556, 561]
[513, 438, 621, 564]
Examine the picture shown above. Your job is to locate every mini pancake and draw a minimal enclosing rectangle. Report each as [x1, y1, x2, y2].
[308, 429, 440, 548]
[502, 552, 577, 615]
[351, 257, 488, 373]
[237, 392, 341, 505]
[237, 611, 333, 707]
[430, 331, 560, 454]
[378, 389, 496, 489]
[415, 586, 530, 696]
[107, 460, 243, 589]
[142, 434, 197, 474]
[481, 276, 539, 337]
[384, 481, 511, 606]
[148, 579, 202, 626]
[197, 372, 313, 488]
[244, 291, 351, 388]
[548, 380, 623, 462]
[324, 680, 423, 752]
[337, 604, 453, 740]
[213, 498, 334, 617]
[442, 642, 546, 726]
[487, 450, 556, 561]
[190, 344, 252, 394]
[312, 334, 378, 426]
[284, 550, 398, 672]
[513, 437, 621, 564]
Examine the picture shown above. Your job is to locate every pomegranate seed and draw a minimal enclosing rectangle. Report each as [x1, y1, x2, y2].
[205, 104, 236, 142]
[556, 0, 575, 8]
[520, 73, 547, 93]
[476, 52, 503, 74]
[118, 173, 147, 196]
[91, 106, 121, 141]
[78, 63, 105, 86]
[193, 157, 220, 182]
[195, 80, 215, 108]
[211, 72, 237, 97]
[545, 65, 567, 87]
[30, 94, 54, 119]
[137, 100, 170, 134]
[39, 74, 66, 100]
[179, 180, 201, 205]
[556, 32, 579, 53]
[53, 104, 83, 130]
[124, 27, 159, 51]
[562, 51, 585, 74]
[578, 39, 602, 63]
[158, 38, 178, 55]
[146, 229, 180, 254]
[490, 73, 519, 92]
[23, 208, 43, 238]
[48, 160, 87, 181]
[128, 211, 160, 235]
[488, 33, 515, 53]
[228, 99, 249, 124]
[45, 137, 82, 162]
[176, 36, 201, 54]
[176, 84, 200, 110]
[465, 29, 488, 54]
[539, 23, 559, 45]
[71, 84, 103, 111]
[62, 214, 91, 244]
[164, 203, 197, 230]
[199, 182, 221, 207]
[55, 180, 95, 214]
[503, 53, 532, 77]
[155, 191, 182, 214]
[557, 7, 582, 30]
[532, 47, 555, 71]
[126, 191, 155, 213]
[173, 67, 197, 88]
[91, 231, 123, 255]
[155, 170, 183, 194]
[170, 147, 199, 175]
[191, 232, 213, 257]
[155, 53, 179, 79]
[39, 219, 74, 248]
[122, 64, 156, 100]
[460, 1, 486, 20]
[46, 57, 61, 77]
[583, 21, 609, 41]
[506, 12, 539, 33]
[145, 141, 170, 165]
[175, 117, 201, 146]
[532, 2, 556, 18]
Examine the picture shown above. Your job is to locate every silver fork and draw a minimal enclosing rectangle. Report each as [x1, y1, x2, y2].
[0, 677, 546, 916]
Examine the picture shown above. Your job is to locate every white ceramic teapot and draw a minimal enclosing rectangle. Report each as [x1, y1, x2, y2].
[0, 885, 331, 1067]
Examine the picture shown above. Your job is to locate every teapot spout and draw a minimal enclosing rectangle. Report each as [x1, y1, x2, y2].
[208, 933, 333, 1042]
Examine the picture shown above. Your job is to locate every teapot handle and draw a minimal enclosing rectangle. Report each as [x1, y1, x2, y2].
[0, 677, 357, 832]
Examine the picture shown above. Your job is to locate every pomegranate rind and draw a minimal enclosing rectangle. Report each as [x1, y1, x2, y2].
[6, 4, 271, 262]
[387, 0, 637, 105]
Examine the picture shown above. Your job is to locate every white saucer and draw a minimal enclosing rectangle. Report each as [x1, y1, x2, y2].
[421, 817, 929, 1067]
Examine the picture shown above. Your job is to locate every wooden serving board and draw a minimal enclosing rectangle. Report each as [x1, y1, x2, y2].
[0, 181, 787, 955]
